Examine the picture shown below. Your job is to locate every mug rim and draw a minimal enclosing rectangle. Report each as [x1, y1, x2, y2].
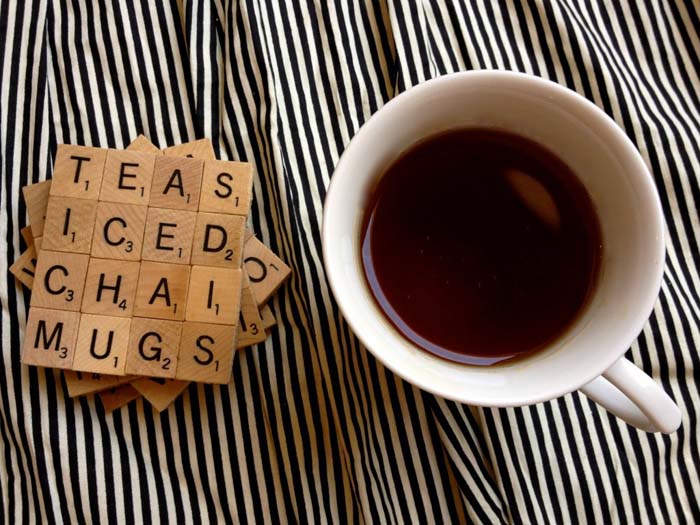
[322, 70, 666, 406]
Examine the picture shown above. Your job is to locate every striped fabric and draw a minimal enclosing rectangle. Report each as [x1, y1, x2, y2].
[1, 0, 699, 523]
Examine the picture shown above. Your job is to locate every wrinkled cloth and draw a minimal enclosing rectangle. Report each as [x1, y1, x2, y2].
[1, 1, 699, 523]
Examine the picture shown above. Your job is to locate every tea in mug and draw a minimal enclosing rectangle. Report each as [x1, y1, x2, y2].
[361, 128, 602, 365]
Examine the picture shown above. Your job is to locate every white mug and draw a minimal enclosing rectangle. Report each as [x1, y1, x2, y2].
[323, 71, 681, 434]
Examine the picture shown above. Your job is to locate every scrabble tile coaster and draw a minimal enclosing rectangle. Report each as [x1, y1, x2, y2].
[22, 308, 80, 369]
[98, 384, 142, 413]
[42, 196, 97, 254]
[17, 136, 293, 403]
[150, 155, 203, 211]
[163, 139, 216, 160]
[237, 275, 266, 349]
[185, 266, 242, 325]
[81, 258, 140, 317]
[128, 135, 163, 155]
[260, 305, 276, 330]
[199, 159, 253, 216]
[21, 225, 34, 248]
[9, 244, 38, 290]
[72, 314, 131, 375]
[22, 179, 51, 238]
[50, 144, 108, 200]
[243, 235, 292, 305]
[134, 261, 190, 321]
[190, 212, 246, 268]
[131, 377, 190, 412]
[141, 207, 196, 264]
[99, 149, 156, 205]
[63, 370, 135, 397]
[91, 202, 147, 261]
[176, 322, 237, 384]
[30, 250, 89, 311]
[125, 317, 182, 378]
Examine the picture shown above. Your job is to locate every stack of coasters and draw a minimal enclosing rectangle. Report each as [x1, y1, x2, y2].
[10, 136, 291, 412]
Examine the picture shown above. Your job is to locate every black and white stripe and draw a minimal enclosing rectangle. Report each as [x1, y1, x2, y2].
[1, 0, 699, 523]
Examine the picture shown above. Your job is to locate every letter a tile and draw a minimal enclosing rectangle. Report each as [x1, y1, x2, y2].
[150, 155, 203, 211]
[133, 262, 190, 321]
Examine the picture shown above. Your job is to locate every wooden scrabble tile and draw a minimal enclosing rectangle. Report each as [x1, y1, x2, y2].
[9, 244, 38, 290]
[260, 304, 276, 330]
[30, 251, 89, 311]
[244, 228, 255, 241]
[21, 225, 34, 248]
[21, 308, 80, 369]
[243, 236, 292, 305]
[50, 144, 108, 199]
[176, 322, 236, 384]
[98, 384, 142, 413]
[185, 266, 242, 325]
[190, 212, 246, 268]
[163, 139, 216, 160]
[198, 159, 253, 216]
[127, 135, 162, 155]
[22, 180, 52, 237]
[81, 258, 140, 317]
[34, 236, 43, 252]
[125, 318, 182, 378]
[133, 262, 190, 321]
[72, 314, 131, 375]
[236, 275, 266, 349]
[131, 377, 190, 412]
[63, 370, 135, 397]
[91, 202, 147, 260]
[42, 196, 97, 254]
[141, 207, 196, 264]
[149, 156, 203, 211]
[99, 149, 156, 205]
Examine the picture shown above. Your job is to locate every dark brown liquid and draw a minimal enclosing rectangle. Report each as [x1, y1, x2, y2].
[361, 128, 602, 365]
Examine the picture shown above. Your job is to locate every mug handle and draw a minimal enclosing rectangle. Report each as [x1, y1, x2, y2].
[579, 357, 681, 433]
